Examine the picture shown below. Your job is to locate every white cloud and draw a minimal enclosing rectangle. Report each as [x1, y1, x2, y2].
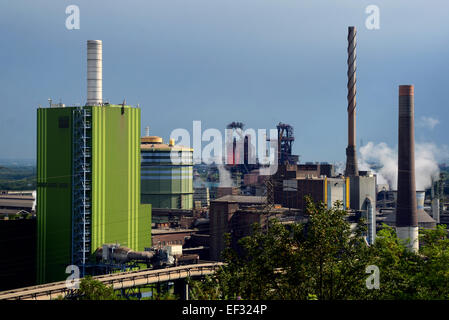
[417, 116, 440, 130]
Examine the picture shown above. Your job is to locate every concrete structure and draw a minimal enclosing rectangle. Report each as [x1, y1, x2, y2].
[349, 171, 377, 210]
[229, 206, 300, 256]
[380, 191, 436, 230]
[297, 163, 335, 178]
[345, 171, 377, 244]
[216, 186, 240, 199]
[209, 195, 266, 261]
[141, 135, 193, 209]
[210, 194, 303, 261]
[151, 228, 197, 247]
[274, 176, 350, 212]
[87, 40, 102, 106]
[36, 40, 151, 284]
[193, 187, 210, 208]
[432, 198, 440, 223]
[396, 85, 419, 252]
[416, 191, 437, 229]
[0, 192, 35, 217]
[345, 26, 359, 177]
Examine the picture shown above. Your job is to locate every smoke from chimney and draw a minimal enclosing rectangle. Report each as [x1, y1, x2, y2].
[358, 141, 443, 191]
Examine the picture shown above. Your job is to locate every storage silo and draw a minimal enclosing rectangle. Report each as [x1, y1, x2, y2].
[141, 135, 193, 209]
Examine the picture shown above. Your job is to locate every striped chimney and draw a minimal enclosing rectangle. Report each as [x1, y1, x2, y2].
[345, 26, 359, 177]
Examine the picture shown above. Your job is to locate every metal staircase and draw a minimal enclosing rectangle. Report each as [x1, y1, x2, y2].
[72, 107, 92, 275]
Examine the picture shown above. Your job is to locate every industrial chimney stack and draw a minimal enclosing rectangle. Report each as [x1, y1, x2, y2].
[396, 85, 418, 252]
[87, 40, 103, 106]
[345, 26, 359, 177]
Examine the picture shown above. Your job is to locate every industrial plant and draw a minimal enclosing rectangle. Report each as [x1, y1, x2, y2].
[0, 6, 448, 303]
[36, 40, 152, 283]
[141, 129, 194, 210]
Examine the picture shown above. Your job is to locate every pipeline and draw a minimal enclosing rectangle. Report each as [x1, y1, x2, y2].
[95, 246, 155, 263]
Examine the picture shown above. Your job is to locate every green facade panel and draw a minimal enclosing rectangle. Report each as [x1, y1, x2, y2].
[37, 105, 151, 284]
[37, 107, 75, 283]
[90, 106, 151, 252]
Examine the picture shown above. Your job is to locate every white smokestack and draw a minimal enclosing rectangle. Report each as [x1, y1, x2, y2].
[87, 40, 102, 106]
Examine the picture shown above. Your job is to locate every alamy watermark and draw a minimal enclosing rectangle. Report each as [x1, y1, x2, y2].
[169, 121, 279, 175]
[65, 5, 80, 30]
[365, 265, 380, 289]
[65, 265, 80, 289]
[365, 5, 380, 30]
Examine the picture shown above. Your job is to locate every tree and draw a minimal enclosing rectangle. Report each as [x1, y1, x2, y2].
[190, 197, 449, 300]
[191, 197, 374, 300]
[75, 276, 121, 300]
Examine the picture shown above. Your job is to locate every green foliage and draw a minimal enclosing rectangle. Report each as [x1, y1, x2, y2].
[0, 165, 36, 190]
[75, 276, 122, 300]
[190, 197, 449, 300]
[152, 290, 178, 300]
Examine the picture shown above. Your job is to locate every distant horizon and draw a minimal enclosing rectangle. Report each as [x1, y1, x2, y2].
[1, 158, 449, 166]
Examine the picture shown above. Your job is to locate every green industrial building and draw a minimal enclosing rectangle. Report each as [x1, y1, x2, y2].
[141, 135, 193, 209]
[37, 104, 152, 284]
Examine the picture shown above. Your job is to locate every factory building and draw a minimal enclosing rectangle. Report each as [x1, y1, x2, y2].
[216, 186, 240, 199]
[151, 228, 197, 247]
[36, 40, 151, 284]
[209, 194, 302, 261]
[348, 171, 377, 243]
[276, 176, 350, 212]
[380, 190, 436, 230]
[193, 187, 210, 208]
[229, 206, 301, 257]
[0, 191, 35, 217]
[209, 195, 265, 261]
[141, 134, 193, 210]
[296, 163, 335, 178]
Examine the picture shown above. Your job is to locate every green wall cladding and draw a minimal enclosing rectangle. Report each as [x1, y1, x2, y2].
[37, 105, 151, 284]
[37, 107, 74, 284]
[90, 106, 151, 252]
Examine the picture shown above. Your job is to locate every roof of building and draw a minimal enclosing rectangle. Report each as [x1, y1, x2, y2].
[236, 206, 297, 214]
[151, 228, 198, 235]
[0, 198, 34, 209]
[212, 195, 266, 204]
[383, 210, 437, 224]
[0, 209, 32, 216]
[0, 194, 34, 200]
[141, 136, 193, 152]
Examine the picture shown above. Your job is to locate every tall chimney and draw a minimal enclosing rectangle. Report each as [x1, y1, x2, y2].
[87, 40, 103, 106]
[345, 26, 359, 177]
[396, 85, 418, 252]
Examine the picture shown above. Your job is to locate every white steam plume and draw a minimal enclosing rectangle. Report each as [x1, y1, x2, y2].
[358, 142, 446, 190]
[217, 164, 234, 187]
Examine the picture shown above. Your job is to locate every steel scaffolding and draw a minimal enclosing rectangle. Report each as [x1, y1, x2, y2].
[71, 107, 92, 276]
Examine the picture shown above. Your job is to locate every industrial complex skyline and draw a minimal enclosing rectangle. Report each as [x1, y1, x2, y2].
[2, 1, 449, 303]
[0, 0, 448, 163]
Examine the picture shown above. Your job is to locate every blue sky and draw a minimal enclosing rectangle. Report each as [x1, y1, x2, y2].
[0, 0, 448, 162]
